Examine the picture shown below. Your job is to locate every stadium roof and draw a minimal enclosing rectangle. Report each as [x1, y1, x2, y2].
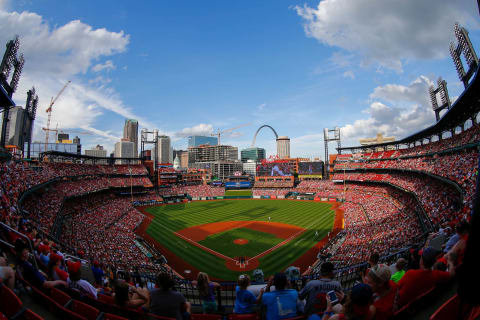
[338, 66, 480, 153]
[40, 150, 142, 161]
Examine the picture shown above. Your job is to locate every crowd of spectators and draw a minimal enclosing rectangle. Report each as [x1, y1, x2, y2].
[157, 185, 225, 198]
[252, 188, 291, 197]
[321, 186, 424, 267]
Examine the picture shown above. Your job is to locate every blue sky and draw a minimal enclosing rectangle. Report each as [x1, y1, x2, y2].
[1, 0, 479, 159]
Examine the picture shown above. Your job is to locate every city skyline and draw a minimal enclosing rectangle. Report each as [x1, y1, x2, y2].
[1, 1, 479, 159]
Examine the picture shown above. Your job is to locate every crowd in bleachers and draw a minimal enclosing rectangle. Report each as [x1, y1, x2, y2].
[157, 184, 225, 198]
[1, 123, 479, 319]
[21, 176, 152, 233]
[252, 188, 291, 197]
[321, 186, 424, 267]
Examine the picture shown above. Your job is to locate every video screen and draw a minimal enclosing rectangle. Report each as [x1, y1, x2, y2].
[256, 162, 293, 176]
[298, 162, 324, 175]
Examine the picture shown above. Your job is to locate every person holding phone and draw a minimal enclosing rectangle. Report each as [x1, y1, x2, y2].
[322, 283, 375, 320]
[299, 262, 343, 316]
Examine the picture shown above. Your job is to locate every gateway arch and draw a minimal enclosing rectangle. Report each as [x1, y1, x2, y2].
[251, 125, 279, 147]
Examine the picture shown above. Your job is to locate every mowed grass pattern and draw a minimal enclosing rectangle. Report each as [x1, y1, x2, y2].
[145, 200, 334, 280]
[198, 227, 284, 258]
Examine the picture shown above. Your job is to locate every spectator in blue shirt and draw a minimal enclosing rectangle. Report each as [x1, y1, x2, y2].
[258, 273, 298, 320]
[91, 260, 104, 285]
[234, 274, 258, 314]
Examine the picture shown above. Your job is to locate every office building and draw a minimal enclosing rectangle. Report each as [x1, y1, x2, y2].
[157, 135, 171, 164]
[123, 119, 138, 156]
[188, 144, 238, 163]
[276, 136, 290, 159]
[188, 135, 218, 147]
[190, 161, 243, 180]
[114, 139, 135, 164]
[85, 145, 107, 158]
[0, 106, 25, 148]
[188, 144, 240, 180]
[242, 160, 257, 176]
[241, 147, 265, 162]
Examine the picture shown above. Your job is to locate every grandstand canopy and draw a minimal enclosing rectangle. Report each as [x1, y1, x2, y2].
[338, 67, 480, 154]
[40, 150, 142, 162]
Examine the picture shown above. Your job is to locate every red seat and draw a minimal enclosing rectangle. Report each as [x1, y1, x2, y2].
[98, 293, 115, 305]
[50, 287, 72, 307]
[228, 314, 260, 320]
[0, 284, 23, 318]
[191, 314, 223, 320]
[14, 309, 44, 320]
[69, 300, 100, 320]
[430, 294, 460, 320]
[145, 314, 177, 320]
[102, 313, 129, 320]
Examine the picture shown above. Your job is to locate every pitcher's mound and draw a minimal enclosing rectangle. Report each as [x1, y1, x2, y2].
[233, 238, 249, 245]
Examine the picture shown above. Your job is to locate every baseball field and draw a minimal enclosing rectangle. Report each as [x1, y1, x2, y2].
[137, 199, 341, 280]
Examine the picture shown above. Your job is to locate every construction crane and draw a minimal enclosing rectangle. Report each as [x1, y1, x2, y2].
[211, 123, 251, 145]
[42, 80, 71, 150]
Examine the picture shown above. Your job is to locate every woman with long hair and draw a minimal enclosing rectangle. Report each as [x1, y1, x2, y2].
[192, 272, 220, 313]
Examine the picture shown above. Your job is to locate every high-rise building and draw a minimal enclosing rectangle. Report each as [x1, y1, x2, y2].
[188, 135, 218, 147]
[241, 147, 266, 162]
[276, 136, 290, 159]
[84, 145, 107, 164]
[72, 136, 81, 155]
[188, 144, 240, 179]
[188, 144, 238, 163]
[85, 145, 107, 158]
[157, 135, 171, 164]
[0, 106, 25, 148]
[114, 140, 135, 164]
[123, 119, 138, 156]
[57, 133, 69, 142]
[242, 160, 257, 176]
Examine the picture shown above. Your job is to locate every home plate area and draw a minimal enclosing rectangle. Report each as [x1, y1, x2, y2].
[174, 221, 306, 271]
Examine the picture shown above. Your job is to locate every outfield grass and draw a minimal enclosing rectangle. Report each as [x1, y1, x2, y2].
[224, 189, 252, 196]
[198, 227, 284, 258]
[145, 200, 334, 280]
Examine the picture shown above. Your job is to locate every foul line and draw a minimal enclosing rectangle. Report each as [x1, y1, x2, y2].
[173, 231, 237, 262]
[246, 227, 307, 263]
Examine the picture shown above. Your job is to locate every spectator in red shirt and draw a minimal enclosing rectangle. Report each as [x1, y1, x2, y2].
[397, 248, 454, 307]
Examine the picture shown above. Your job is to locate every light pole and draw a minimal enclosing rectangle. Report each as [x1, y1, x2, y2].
[128, 167, 133, 203]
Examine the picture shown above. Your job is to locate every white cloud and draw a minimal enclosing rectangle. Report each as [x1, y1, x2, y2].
[175, 123, 214, 138]
[341, 76, 436, 144]
[257, 103, 267, 111]
[295, 0, 479, 71]
[92, 60, 116, 72]
[343, 71, 354, 79]
[0, 6, 154, 153]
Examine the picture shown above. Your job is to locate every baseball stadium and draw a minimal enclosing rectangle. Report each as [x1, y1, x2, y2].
[1, 3, 480, 320]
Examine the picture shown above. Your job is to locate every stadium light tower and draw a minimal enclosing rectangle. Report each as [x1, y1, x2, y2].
[0, 36, 25, 148]
[429, 77, 451, 122]
[450, 23, 478, 88]
[323, 127, 341, 179]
